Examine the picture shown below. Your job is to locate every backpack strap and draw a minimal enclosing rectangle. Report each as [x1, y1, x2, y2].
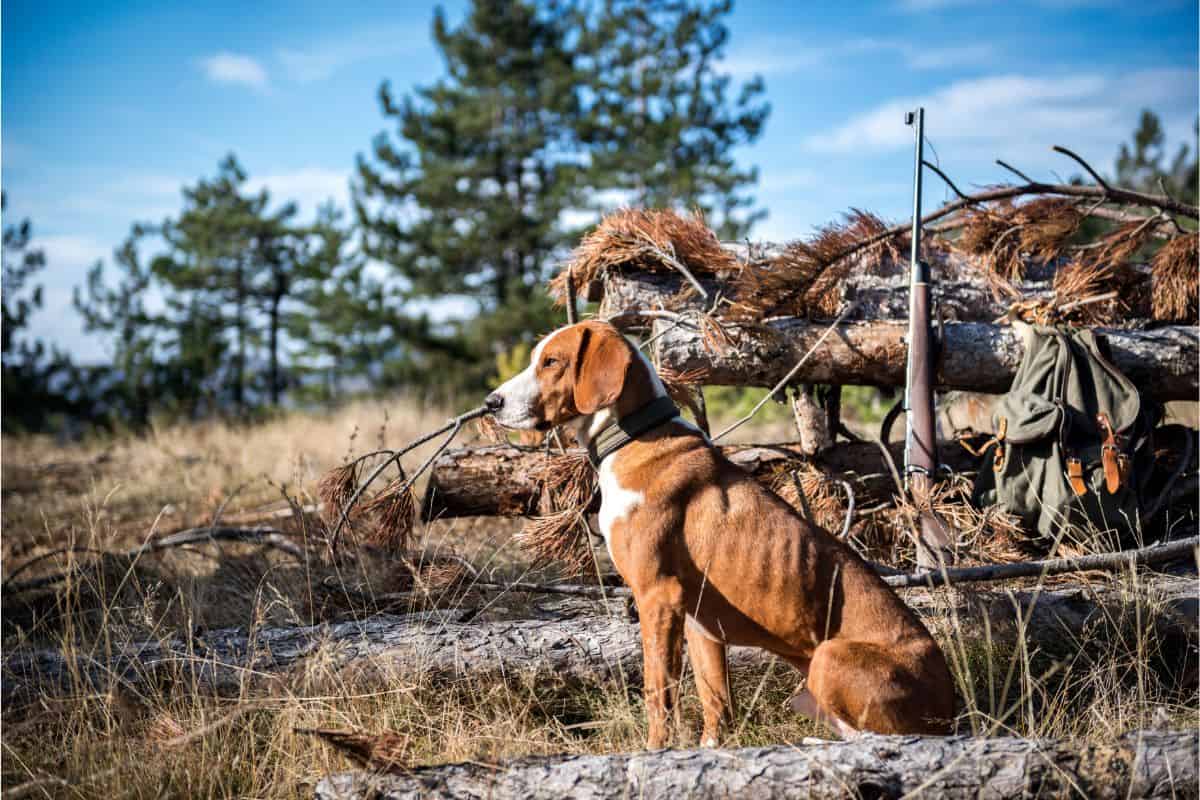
[1096, 411, 1130, 494]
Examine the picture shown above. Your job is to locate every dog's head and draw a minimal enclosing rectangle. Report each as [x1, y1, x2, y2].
[486, 321, 635, 430]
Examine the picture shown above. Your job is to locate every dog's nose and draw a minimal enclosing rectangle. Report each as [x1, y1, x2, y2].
[484, 392, 504, 412]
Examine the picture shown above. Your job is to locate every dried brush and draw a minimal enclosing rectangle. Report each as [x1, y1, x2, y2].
[1015, 198, 1082, 263]
[888, 476, 1030, 565]
[769, 465, 847, 533]
[549, 208, 735, 302]
[475, 413, 509, 444]
[296, 727, 411, 772]
[512, 450, 601, 576]
[317, 463, 360, 539]
[516, 508, 595, 577]
[533, 449, 597, 511]
[731, 210, 910, 320]
[1151, 233, 1198, 323]
[358, 472, 417, 554]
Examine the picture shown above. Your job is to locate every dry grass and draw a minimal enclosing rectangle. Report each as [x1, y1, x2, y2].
[3, 399, 1196, 798]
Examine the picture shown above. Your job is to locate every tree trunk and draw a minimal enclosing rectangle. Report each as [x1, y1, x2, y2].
[7, 577, 1193, 705]
[420, 441, 979, 521]
[269, 295, 281, 407]
[315, 729, 1198, 800]
[650, 318, 1198, 401]
[790, 386, 833, 456]
[234, 260, 246, 416]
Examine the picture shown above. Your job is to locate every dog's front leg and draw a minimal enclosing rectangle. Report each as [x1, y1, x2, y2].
[636, 582, 685, 749]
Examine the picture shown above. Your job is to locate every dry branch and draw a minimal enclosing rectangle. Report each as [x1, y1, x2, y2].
[6, 576, 1194, 705]
[652, 318, 1198, 400]
[885, 535, 1199, 588]
[314, 729, 1198, 800]
[3, 526, 304, 595]
[420, 441, 979, 521]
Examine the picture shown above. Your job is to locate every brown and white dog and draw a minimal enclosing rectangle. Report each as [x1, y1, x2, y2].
[487, 321, 955, 747]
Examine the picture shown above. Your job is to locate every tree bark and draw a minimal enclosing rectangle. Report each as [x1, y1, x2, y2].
[420, 441, 979, 521]
[7, 577, 1193, 705]
[650, 318, 1198, 401]
[790, 386, 833, 456]
[598, 262, 1070, 326]
[315, 729, 1198, 800]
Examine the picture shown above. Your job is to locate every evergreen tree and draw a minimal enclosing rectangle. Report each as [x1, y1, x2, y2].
[74, 228, 166, 425]
[356, 0, 586, 341]
[2, 193, 85, 432]
[1116, 110, 1198, 206]
[356, 0, 769, 391]
[580, 0, 769, 238]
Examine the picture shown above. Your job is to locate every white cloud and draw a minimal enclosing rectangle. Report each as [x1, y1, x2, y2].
[803, 70, 1197, 171]
[276, 26, 423, 83]
[723, 37, 993, 79]
[39, 234, 110, 269]
[199, 52, 269, 90]
[247, 167, 351, 216]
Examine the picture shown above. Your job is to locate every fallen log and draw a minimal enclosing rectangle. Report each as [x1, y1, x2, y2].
[314, 729, 1198, 800]
[421, 441, 978, 521]
[652, 319, 1198, 401]
[599, 263, 1071, 326]
[6, 576, 1194, 704]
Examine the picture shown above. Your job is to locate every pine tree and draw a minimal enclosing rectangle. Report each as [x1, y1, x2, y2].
[1116, 110, 1198, 206]
[580, 0, 769, 238]
[2, 193, 87, 432]
[74, 227, 165, 425]
[355, 0, 593, 395]
[356, 0, 770, 394]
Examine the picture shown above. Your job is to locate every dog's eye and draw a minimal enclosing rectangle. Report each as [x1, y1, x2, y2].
[542, 356, 559, 368]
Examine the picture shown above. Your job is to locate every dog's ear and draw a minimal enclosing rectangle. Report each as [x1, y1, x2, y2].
[573, 324, 632, 415]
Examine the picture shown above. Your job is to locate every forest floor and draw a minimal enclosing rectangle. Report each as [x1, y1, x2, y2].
[2, 395, 1195, 798]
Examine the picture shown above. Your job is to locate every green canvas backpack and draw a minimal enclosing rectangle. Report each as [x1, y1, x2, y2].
[971, 322, 1160, 548]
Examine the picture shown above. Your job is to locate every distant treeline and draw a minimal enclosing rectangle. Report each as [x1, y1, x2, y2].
[2, 0, 1195, 435]
[3, 0, 770, 433]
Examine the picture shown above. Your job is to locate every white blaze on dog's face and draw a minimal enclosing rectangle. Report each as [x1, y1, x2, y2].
[487, 322, 633, 430]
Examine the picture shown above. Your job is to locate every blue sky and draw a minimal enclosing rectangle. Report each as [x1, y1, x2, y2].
[4, 0, 1196, 360]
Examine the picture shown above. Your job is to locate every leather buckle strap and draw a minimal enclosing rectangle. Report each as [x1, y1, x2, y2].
[1096, 412, 1126, 494]
[1067, 457, 1088, 497]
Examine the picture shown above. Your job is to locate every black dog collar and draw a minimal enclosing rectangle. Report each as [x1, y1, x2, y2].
[585, 395, 680, 468]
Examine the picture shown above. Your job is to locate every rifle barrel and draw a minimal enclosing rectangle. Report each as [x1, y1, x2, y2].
[904, 108, 938, 482]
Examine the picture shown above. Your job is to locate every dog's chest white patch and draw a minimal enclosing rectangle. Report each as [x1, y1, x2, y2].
[597, 456, 643, 563]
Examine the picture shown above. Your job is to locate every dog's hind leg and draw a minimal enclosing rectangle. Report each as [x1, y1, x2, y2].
[788, 687, 861, 740]
[685, 618, 733, 747]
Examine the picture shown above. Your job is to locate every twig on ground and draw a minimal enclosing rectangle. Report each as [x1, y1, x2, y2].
[4, 527, 303, 595]
[884, 534, 1198, 589]
[461, 536, 1198, 599]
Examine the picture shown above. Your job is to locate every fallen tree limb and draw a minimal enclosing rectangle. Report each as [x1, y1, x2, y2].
[421, 441, 978, 521]
[599, 256, 1073, 326]
[885, 535, 1199, 588]
[468, 536, 1198, 598]
[652, 318, 1198, 400]
[314, 729, 1198, 800]
[2, 526, 305, 594]
[6, 576, 1194, 704]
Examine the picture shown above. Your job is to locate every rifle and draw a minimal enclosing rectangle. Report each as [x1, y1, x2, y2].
[903, 107, 954, 568]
